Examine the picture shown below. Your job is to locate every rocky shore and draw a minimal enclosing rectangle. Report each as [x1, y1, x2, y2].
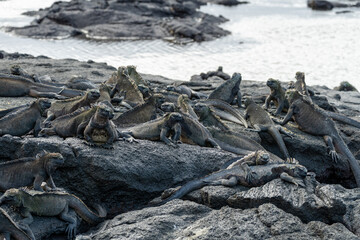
[0, 50, 360, 239]
[6, 0, 233, 43]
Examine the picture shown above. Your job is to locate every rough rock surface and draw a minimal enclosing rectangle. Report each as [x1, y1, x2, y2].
[1, 51, 360, 239]
[7, 0, 231, 43]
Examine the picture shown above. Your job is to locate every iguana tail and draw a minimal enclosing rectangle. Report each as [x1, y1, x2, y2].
[268, 126, 291, 161]
[214, 139, 253, 156]
[333, 135, 360, 187]
[161, 179, 206, 204]
[326, 111, 360, 129]
[204, 99, 248, 128]
[68, 196, 107, 225]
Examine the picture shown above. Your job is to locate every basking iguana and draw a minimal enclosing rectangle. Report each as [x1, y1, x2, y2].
[208, 72, 242, 107]
[0, 188, 107, 240]
[97, 83, 132, 110]
[166, 85, 207, 99]
[39, 106, 96, 139]
[10, 64, 36, 82]
[0, 73, 83, 99]
[263, 78, 289, 115]
[160, 152, 307, 204]
[245, 98, 296, 163]
[0, 104, 30, 119]
[193, 103, 229, 131]
[175, 113, 220, 148]
[126, 65, 148, 87]
[208, 128, 285, 163]
[106, 67, 144, 106]
[200, 66, 231, 80]
[0, 98, 51, 137]
[281, 90, 360, 187]
[177, 94, 198, 119]
[44, 89, 100, 125]
[0, 207, 32, 240]
[0, 151, 64, 192]
[203, 99, 248, 128]
[83, 104, 117, 149]
[113, 94, 165, 126]
[120, 112, 183, 147]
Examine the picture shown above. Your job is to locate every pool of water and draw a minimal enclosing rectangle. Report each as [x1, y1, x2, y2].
[0, 0, 359, 90]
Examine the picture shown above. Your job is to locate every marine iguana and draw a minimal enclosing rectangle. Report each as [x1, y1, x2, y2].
[208, 128, 285, 163]
[200, 66, 230, 80]
[126, 65, 149, 87]
[208, 72, 242, 108]
[203, 99, 248, 128]
[0, 104, 29, 119]
[245, 98, 296, 163]
[83, 104, 117, 149]
[281, 90, 360, 186]
[0, 73, 83, 99]
[0, 98, 51, 137]
[176, 113, 220, 148]
[97, 83, 132, 110]
[113, 94, 165, 126]
[43, 89, 100, 125]
[263, 78, 289, 115]
[120, 112, 183, 147]
[177, 94, 198, 119]
[166, 85, 206, 99]
[10, 65, 37, 82]
[193, 103, 229, 131]
[0, 151, 64, 192]
[0, 207, 32, 240]
[106, 67, 144, 106]
[0, 188, 107, 240]
[160, 153, 307, 204]
[39, 106, 96, 138]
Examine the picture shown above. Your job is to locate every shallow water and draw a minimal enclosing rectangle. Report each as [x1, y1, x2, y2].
[0, 0, 359, 90]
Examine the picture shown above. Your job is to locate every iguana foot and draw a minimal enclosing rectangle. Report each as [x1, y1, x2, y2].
[286, 158, 299, 164]
[66, 223, 77, 240]
[167, 142, 179, 148]
[101, 143, 114, 149]
[161, 186, 181, 199]
[83, 141, 96, 147]
[245, 171, 257, 183]
[280, 172, 305, 187]
[329, 150, 339, 163]
[122, 136, 138, 143]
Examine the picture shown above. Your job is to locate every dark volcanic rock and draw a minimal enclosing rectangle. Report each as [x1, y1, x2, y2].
[307, 0, 360, 10]
[77, 201, 358, 239]
[7, 0, 231, 43]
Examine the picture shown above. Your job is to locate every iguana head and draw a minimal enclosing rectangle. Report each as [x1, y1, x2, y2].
[36, 98, 51, 113]
[266, 78, 281, 90]
[243, 97, 255, 108]
[255, 150, 270, 165]
[273, 164, 307, 179]
[193, 103, 211, 117]
[138, 84, 150, 98]
[153, 94, 165, 106]
[161, 102, 176, 112]
[166, 85, 176, 92]
[168, 112, 183, 123]
[36, 151, 64, 171]
[96, 104, 114, 120]
[295, 72, 305, 82]
[86, 89, 100, 102]
[0, 188, 22, 206]
[231, 72, 242, 83]
[285, 89, 303, 104]
[217, 66, 223, 72]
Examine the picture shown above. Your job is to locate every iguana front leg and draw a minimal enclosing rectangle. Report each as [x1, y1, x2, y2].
[33, 175, 45, 191]
[280, 172, 305, 187]
[76, 121, 89, 138]
[240, 163, 256, 183]
[172, 123, 182, 144]
[59, 204, 77, 240]
[323, 135, 340, 163]
[263, 95, 273, 109]
[83, 124, 95, 146]
[19, 209, 35, 240]
[274, 100, 284, 116]
[33, 118, 42, 137]
[160, 127, 177, 147]
[101, 125, 115, 149]
[280, 105, 295, 125]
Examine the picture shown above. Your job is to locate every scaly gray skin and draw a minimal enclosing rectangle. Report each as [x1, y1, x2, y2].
[0, 99, 51, 137]
[126, 65, 149, 87]
[84, 104, 117, 149]
[0, 104, 29, 119]
[98, 83, 132, 110]
[166, 85, 207, 99]
[0, 151, 64, 192]
[44, 89, 100, 125]
[0, 207, 32, 240]
[0, 188, 106, 240]
[245, 98, 296, 163]
[39, 106, 96, 139]
[193, 103, 229, 131]
[113, 94, 165, 126]
[203, 99, 248, 128]
[263, 78, 289, 115]
[200, 66, 231, 80]
[177, 94, 198, 119]
[161, 159, 307, 204]
[65, 76, 96, 90]
[208, 72, 242, 107]
[106, 67, 144, 106]
[0, 73, 83, 99]
[120, 112, 183, 147]
[208, 128, 284, 163]
[281, 90, 360, 187]
[10, 65, 36, 82]
[175, 113, 220, 148]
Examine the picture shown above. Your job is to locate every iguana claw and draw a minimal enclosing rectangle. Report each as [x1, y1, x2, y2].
[280, 172, 305, 187]
[286, 158, 299, 164]
[245, 171, 256, 183]
[329, 150, 339, 163]
[83, 141, 95, 147]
